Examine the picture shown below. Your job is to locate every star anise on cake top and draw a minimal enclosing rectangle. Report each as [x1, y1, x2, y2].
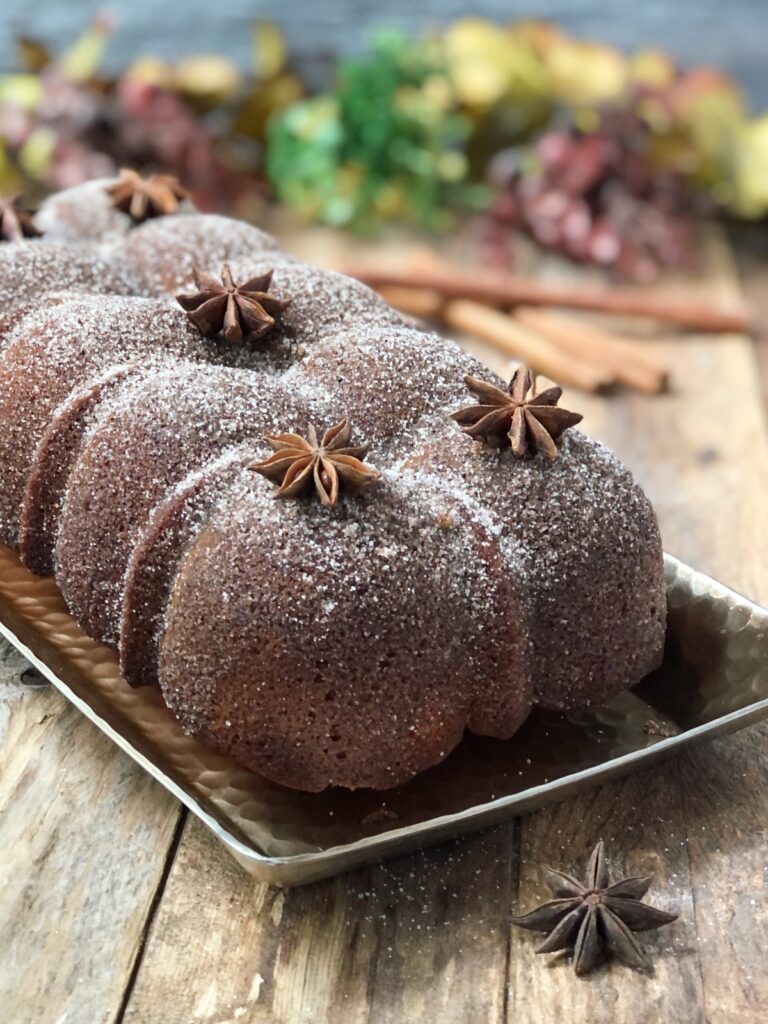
[0, 195, 41, 242]
[512, 841, 678, 975]
[451, 365, 582, 461]
[177, 264, 291, 344]
[105, 168, 189, 223]
[253, 419, 380, 506]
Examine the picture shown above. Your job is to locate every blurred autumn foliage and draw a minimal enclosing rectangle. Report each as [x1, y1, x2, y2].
[0, 17, 302, 217]
[2, 15, 768, 276]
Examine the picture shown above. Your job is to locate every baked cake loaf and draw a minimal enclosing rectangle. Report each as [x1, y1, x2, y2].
[33, 170, 195, 249]
[0, 172, 666, 791]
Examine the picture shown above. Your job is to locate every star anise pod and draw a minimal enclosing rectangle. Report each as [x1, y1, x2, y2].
[512, 841, 678, 975]
[0, 195, 41, 242]
[177, 264, 290, 344]
[105, 168, 189, 223]
[253, 419, 380, 506]
[451, 365, 582, 460]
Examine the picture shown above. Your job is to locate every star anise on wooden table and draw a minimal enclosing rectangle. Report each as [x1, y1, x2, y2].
[253, 419, 380, 506]
[105, 168, 189, 222]
[451, 365, 582, 460]
[0, 195, 41, 242]
[177, 264, 291, 344]
[512, 840, 678, 975]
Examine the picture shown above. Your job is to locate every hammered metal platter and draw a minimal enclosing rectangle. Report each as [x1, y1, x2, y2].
[2, 544, 768, 886]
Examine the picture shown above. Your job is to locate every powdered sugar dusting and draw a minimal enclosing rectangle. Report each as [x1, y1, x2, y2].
[122, 214, 280, 296]
[54, 359, 327, 646]
[34, 179, 134, 248]
[159, 468, 532, 790]
[0, 294, 218, 545]
[0, 186, 666, 791]
[285, 322, 490, 463]
[398, 426, 665, 711]
[0, 242, 140, 346]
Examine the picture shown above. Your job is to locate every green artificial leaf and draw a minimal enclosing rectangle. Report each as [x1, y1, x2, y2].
[267, 31, 483, 230]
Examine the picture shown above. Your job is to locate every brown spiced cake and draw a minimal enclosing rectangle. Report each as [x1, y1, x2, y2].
[20, 364, 145, 575]
[33, 170, 195, 248]
[0, 172, 667, 792]
[56, 360, 325, 646]
[33, 178, 140, 247]
[159, 470, 533, 791]
[400, 424, 664, 711]
[119, 447, 261, 687]
[282, 323, 484, 456]
[0, 243, 140, 345]
[0, 295, 217, 547]
[121, 214, 281, 296]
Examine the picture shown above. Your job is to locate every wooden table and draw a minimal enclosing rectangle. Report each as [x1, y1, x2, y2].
[2, 227, 768, 1024]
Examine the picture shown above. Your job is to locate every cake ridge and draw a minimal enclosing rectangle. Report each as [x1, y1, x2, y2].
[20, 362, 148, 576]
[120, 444, 263, 688]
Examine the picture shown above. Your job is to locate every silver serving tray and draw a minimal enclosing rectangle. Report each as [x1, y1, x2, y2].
[2, 545, 768, 886]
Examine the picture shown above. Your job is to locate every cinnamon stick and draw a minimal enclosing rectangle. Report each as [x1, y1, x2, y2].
[514, 307, 668, 394]
[349, 262, 749, 334]
[377, 285, 444, 320]
[443, 300, 614, 393]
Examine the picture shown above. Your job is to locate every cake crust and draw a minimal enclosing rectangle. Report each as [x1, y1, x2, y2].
[159, 475, 532, 791]
[0, 188, 667, 791]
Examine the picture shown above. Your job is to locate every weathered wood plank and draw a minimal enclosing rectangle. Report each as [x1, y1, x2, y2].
[0, 640, 182, 1024]
[509, 770, 706, 1022]
[122, 816, 516, 1024]
[732, 225, 768, 415]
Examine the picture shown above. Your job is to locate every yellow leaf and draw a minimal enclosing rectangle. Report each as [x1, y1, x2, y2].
[444, 18, 517, 108]
[18, 128, 56, 180]
[0, 73, 43, 111]
[547, 37, 628, 106]
[0, 142, 23, 194]
[58, 16, 113, 82]
[445, 17, 551, 110]
[730, 116, 768, 218]
[252, 21, 286, 80]
[173, 55, 242, 105]
[631, 49, 677, 89]
[124, 57, 173, 89]
[670, 69, 746, 179]
[231, 73, 304, 139]
[511, 19, 561, 54]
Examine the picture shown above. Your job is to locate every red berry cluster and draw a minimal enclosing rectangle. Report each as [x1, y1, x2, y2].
[483, 112, 700, 281]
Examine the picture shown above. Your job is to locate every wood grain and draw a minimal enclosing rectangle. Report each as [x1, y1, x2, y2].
[506, 232, 768, 1024]
[0, 641, 182, 1024]
[122, 815, 517, 1023]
